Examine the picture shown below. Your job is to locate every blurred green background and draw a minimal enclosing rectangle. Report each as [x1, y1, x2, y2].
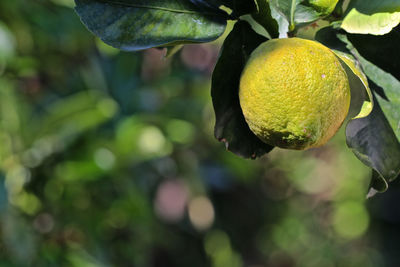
[1, 1, 400, 266]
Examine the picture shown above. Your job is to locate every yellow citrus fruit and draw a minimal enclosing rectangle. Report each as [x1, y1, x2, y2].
[239, 37, 350, 150]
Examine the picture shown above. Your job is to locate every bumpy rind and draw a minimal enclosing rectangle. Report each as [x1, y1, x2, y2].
[239, 37, 350, 150]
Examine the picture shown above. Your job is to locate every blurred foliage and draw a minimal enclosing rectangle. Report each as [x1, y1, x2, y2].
[0, 1, 400, 267]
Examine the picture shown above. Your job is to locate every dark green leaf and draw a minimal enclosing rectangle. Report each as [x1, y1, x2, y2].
[339, 33, 400, 191]
[347, 25, 400, 80]
[367, 170, 388, 197]
[337, 34, 400, 142]
[346, 94, 400, 190]
[346, 0, 400, 15]
[315, 26, 348, 52]
[252, 0, 279, 38]
[74, 0, 228, 51]
[356, 53, 400, 142]
[316, 27, 400, 192]
[331, 0, 345, 17]
[211, 20, 273, 159]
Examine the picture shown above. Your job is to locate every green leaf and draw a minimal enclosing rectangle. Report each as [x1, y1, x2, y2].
[341, 8, 400, 35]
[252, 0, 280, 38]
[346, 95, 400, 193]
[211, 20, 273, 159]
[337, 33, 400, 141]
[307, 0, 339, 15]
[346, 0, 400, 14]
[356, 54, 400, 142]
[315, 27, 400, 193]
[74, 0, 228, 51]
[293, 4, 321, 24]
[336, 33, 400, 192]
[342, 0, 400, 35]
[367, 170, 388, 197]
[347, 25, 400, 80]
[315, 25, 348, 52]
[270, 3, 290, 37]
[269, 0, 321, 33]
[270, 0, 299, 31]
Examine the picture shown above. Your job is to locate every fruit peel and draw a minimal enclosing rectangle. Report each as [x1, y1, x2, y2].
[239, 37, 350, 150]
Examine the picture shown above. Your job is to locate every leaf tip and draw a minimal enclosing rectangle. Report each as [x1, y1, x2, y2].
[366, 188, 378, 199]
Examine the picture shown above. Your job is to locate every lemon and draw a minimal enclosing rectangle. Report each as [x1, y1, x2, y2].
[239, 38, 350, 150]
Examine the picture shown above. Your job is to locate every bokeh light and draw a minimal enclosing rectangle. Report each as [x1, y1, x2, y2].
[188, 196, 215, 231]
[154, 180, 189, 222]
[204, 230, 242, 267]
[333, 201, 370, 239]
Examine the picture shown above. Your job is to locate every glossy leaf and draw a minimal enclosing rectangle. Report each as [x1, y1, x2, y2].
[74, 0, 228, 51]
[347, 25, 400, 80]
[270, 0, 298, 31]
[346, 95, 400, 193]
[269, 0, 321, 32]
[211, 21, 273, 159]
[357, 53, 400, 142]
[337, 33, 400, 139]
[368, 170, 388, 196]
[346, 0, 400, 15]
[270, 3, 290, 37]
[293, 4, 321, 24]
[308, 0, 338, 15]
[252, 0, 280, 38]
[338, 33, 400, 191]
[341, 8, 400, 35]
[316, 26, 400, 192]
[342, 0, 400, 35]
